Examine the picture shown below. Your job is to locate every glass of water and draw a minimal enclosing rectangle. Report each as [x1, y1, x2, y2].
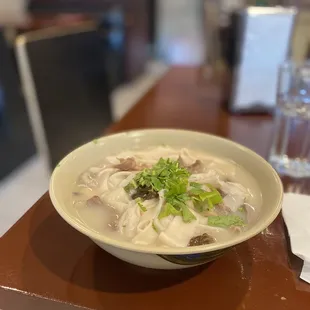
[269, 61, 310, 178]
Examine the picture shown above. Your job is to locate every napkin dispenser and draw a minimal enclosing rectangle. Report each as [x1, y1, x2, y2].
[227, 7, 297, 114]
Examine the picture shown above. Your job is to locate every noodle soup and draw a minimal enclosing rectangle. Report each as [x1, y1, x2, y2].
[72, 146, 262, 248]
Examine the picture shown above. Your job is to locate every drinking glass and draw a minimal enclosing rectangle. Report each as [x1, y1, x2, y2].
[269, 61, 310, 178]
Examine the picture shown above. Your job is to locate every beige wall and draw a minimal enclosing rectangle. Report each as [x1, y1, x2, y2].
[291, 10, 310, 62]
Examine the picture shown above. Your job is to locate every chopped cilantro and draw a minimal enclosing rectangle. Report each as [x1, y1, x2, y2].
[152, 221, 159, 233]
[207, 199, 214, 210]
[190, 182, 202, 188]
[208, 215, 245, 228]
[193, 199, 206, 212]
[126, 158, 195, 222]
[238, 206, 245, 212]
[135, 198, 147, 212]
[182, 205, 197, 223]
[124, 180, 138, 193]
[189, 187, 205, 196]
[189, 183, 222, 212]
[158, 203, 182, 219]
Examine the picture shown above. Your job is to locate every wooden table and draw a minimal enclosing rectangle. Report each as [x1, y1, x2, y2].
[1, 67, 310, 310]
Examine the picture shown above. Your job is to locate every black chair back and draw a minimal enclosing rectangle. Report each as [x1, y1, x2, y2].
[16, 24, 112, 170]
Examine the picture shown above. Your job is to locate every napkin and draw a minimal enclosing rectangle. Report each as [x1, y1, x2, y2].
[282, 193, 310, 283]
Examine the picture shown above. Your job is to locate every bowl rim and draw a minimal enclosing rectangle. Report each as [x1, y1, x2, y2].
[49, 128, 283, 255]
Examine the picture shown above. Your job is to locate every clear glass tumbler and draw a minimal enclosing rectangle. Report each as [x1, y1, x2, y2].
[269, 61, 310, 178]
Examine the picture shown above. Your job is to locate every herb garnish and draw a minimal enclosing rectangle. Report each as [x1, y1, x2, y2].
[158, 203, 182, 219]
[125, 158, 196, 222]
[135, 198, 147, 212]
[124, 159, 227, 223]
[190, 183, 222, 212]
[208, 215, 245, 228]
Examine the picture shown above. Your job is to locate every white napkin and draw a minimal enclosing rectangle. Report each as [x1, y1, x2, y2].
[282, 193, 310, 283]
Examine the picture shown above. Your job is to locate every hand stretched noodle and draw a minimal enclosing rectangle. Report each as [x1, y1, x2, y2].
[109, 171, 134, 188]
[118, 204, 141, 238]
[189, 170, 223, 186]
[158, 216, 199, 247]
[73, 146, 262, 248]
[179, 148, 197, 166]
[101, 188, 131, 213]
[119, 173, 138, 188]
[98, 168, 118, 191]
[153, 215, 174, 233]
[132, 221, 158, 245]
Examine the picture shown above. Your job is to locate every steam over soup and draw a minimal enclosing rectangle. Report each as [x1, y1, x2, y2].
[72, 146, 262, 248]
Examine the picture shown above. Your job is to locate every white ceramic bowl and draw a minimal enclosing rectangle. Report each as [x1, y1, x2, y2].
[50, 129, 283, 269]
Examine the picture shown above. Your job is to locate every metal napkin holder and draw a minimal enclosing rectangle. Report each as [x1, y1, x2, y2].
[228, 6, 297, 114]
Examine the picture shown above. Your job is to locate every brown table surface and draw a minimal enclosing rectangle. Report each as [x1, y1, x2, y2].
[1, 67, 310, 310]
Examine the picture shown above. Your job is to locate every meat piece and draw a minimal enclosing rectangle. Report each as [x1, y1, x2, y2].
[114, 157, 137, 171]
[131, 186, 159, 200]
[115, 157, 149, 171]
[222, 194, 245, 213]
[187, 160, 204, 173]
[188, 233, 215, 246]
[217, 188, 225, 197]
[86, 196, 103, 206]
[215, 202, 231, 215]
[178, 157, 204, 173]
[177, 156, 187, 168]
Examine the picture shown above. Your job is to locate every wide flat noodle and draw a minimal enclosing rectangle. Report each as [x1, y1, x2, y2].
[97, 168, 118, 191]
[118, 205, 141, 238]
[158, 216, 199, 247]
[109, 171, 134, 188]
[101, 188, 131, 214]
[132, 221, 158, 245]
[153, 215, 174, 232]
[189, 169, 223, 186]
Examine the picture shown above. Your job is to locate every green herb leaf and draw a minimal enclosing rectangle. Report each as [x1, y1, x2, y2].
[208, 215, 245, 228]
[152, 221, 159, 233]
[151, 177, 163, 191]
[190, 186, 222, 211]
[190, 182, 202, 188]
[210, 194, 222, 205]
[135, 198, 147, 212]
[199, 191, 212, 201]
[182, 205, 197, 223]
[193, 200, 207, 212]
[124, 180, 137, 193]
[125, 158, 193, 222]
[207, 198, 214, 210]
[189, 188, 205, 196]
[158, 203, 182, 219]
